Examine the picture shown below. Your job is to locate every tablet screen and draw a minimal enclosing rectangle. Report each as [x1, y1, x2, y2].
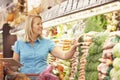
[0, 58, 23, 67]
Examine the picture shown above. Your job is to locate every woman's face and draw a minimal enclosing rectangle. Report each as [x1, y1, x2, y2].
[32, 17, 43, 36]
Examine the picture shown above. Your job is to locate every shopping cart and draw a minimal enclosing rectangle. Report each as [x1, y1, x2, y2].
[5, 65, 59, 80]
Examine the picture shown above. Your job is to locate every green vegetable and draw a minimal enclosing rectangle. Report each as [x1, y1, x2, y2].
[88, 32, 108, 56]
[110, 68, 117, 78]
[86, 53, 102, 63]
[113, 43, 120, 58]
[88, 43, 103, 56]
[113, 58, 120, 70]
[110, 68, 120, 80]
[103, 76, 111, 80]
[111, 36, 120, 43]
[85, 62, 100, 72]
[84, 15, 107, 33]
[92, 32, 108, 45]
[85, 71, 98, 80]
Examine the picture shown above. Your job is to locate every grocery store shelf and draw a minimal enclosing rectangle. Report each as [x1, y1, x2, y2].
[43, 1, 120, 28]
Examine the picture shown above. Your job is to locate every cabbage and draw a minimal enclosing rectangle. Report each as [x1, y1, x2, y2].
[110, 68, 117, 78]
[117, 70, 120, 80]
[110, 68, 120, 80]
[112, 43, 120, 58]
[113, 58, 120, 70]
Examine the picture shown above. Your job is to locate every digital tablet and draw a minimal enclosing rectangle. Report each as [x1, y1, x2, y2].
[0, 58, 23, 67]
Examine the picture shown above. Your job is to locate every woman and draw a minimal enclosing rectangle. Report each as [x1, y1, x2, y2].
[5, 15, 80, 80]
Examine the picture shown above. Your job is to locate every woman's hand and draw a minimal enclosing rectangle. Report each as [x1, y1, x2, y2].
[71, 34, 84, 51]
[71, 39, 81, 52]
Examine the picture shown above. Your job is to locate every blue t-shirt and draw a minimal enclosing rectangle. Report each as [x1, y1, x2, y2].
[13, 38, 55, 74]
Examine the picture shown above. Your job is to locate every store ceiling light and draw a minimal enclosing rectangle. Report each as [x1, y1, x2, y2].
[43, 1, 120, 28]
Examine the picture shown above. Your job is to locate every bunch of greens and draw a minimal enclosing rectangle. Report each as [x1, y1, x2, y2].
[84, 15, 107, 33]
[85, 32, 108, 80]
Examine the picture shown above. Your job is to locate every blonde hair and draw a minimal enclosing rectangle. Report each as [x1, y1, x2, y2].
[23, 15, 42, 42]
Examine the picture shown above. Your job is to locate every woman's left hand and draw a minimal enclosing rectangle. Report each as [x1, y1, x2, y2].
[71, 39, 81, 51]
[71, 34, 84, 51]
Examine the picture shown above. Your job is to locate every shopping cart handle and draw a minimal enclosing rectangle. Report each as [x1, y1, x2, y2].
[25, 74, 39, 76]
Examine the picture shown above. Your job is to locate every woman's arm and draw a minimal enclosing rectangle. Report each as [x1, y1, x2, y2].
[51, 41, 80, 60]
[13, 52, 20, 62]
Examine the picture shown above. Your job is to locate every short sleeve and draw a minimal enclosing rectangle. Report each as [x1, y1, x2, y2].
[13, 41, 20, 55]
[48, 40, 56, 53]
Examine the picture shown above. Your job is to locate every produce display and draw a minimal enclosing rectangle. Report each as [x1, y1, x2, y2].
[97, 35, 115, 80]
[109, 32, 120, 80]
[47, 10, 120, 80]
[85, 32, 108, 80]
[2, 0, 120, 80]
[7, 10, 120, 80]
